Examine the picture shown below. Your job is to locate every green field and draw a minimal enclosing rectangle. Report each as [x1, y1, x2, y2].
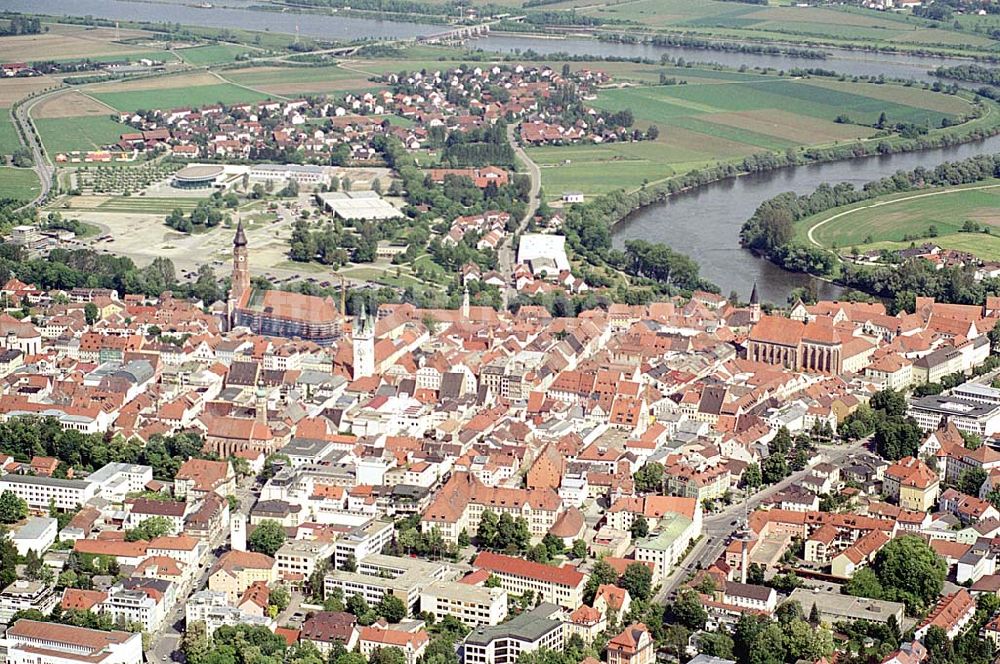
[0, 115, 21, 157]
[797, 181, 1000, 261]
[529, 71, 975, 199]
[96, 196, 208, 214]
[35, 116, 125, 154]
[0, 168, 40, 201]
[91, 84, 270, 112]
[176, 44, 258, 65]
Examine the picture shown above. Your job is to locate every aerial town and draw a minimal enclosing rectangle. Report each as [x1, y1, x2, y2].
[8, 2, 1000, 664]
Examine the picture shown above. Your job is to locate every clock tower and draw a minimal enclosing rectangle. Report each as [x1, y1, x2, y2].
[229, 219, 251, 328]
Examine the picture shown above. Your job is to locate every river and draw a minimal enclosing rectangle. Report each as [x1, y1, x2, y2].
[11, 0, 1000, 301]
[613, 135, 1000, 304]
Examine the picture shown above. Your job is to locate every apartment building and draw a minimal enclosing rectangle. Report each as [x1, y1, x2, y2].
[419, 581, 508, 627]
[275, 539, 336, 581]
[0, 580, 59, 623]
[333, 519, 394, 568]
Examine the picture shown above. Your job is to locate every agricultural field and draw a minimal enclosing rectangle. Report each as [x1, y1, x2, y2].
[799, 181, 1000, 261]
[0, 167, 40, 201]
[33, 91, 115, 119]
[34, 115, 126, 154]
[529, 71, 975, 199]
[224, 65, 374, 96]
[0, 24, 164, 63]
[87, 71, 271, 112]
[175, 44, 259, 66]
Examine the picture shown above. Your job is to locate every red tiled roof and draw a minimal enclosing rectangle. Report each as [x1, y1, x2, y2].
[473, 551, 584, 587]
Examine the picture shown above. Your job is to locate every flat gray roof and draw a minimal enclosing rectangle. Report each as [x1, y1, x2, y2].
[0, 475, 93, 490]
[465, 603, 562, 646]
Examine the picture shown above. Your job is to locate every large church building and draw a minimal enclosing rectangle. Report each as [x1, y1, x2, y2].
[227, 221, 343, 345]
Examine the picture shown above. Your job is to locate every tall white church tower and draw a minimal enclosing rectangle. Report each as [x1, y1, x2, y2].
[231, 513, 247, 552]
[352, 304, 375, 380]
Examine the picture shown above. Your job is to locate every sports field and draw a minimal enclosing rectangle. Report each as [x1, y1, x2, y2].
[529, 71, 974, 198]
[0, 168, 41, 202]
[798, 181, 1000, 260]
[35, 116, 127, 154]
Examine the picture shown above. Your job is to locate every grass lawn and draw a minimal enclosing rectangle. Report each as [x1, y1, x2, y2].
[798, 181, 1000, 254]
[530, 70, 975, 199]
[35, 116, 125, 154]
[341, 265, 425, 288]
[224, 65, 374, 95]
[0, 168, 40, 201]
[91, 84, 271, 112]
[859, 233, 1000, 262]
[96, 196, 207, 214]
[175, 44, 258, 66]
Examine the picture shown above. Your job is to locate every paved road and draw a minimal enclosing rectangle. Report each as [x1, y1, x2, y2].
[654, 439, 870, 603]
[147, 481, 257, 664]
[498, 123, 541, 307]
[11, 87, 63, 210]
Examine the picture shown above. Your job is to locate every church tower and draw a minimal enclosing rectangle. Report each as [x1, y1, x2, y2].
[352, 304, 375, 380]
[749, 281, 760, 323]
[229, 219, 251, 328]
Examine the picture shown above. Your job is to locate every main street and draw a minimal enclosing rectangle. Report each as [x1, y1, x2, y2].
[148, 479, 257, 664]
[11, 86, 61, 210]
[654, 438, 871, 603]
[498, 123, 541, 307]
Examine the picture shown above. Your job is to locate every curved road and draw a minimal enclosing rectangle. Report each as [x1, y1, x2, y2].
[11, 87, 63, 210]
[498, 123, 541, 306]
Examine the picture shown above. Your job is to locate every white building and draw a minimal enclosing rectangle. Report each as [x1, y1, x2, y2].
[0, 475, 97, 510]
[333, 519, 394, 568]
[87, 463, 153, 503]
[420, 581, 508, 627]
[275, 539, 336, 580]
[0, 581, 58, 623]
[6, 620, 143, 664]
[10, 517, 57, 557]
[517, 234, 571, 278]
[907, 395, 1000, 437]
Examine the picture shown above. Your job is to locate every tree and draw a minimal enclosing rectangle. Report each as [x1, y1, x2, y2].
[248, 519, 286, 557]
[785, 619, 834, 662]
[84, 302, 99, 325]
[630, 515, 649, 540]
[457, 529, 470, 548]
[542, 533, 564, 558]
[958, 467, 988, 496]
[571, 539, 587, 559]
[584, 559, 619, 604]
[477, 510, 498, 549]
[761, 453, 788, 484]
[346, 593, 369, 617]
[0, 490, 27, 524]
[620, 562, 653, 602]
[874, 416, 923, 461]
[369, 648, 406, 664]
[669, 588, 707, 630]
[742, 463, 762, 491]
[699, 632, 734, 660]
[633, 462, 663, 493]
[869, 535, 946, 614]
[747, 563, 765, 585]
[181, 621, 211, 664]
[125, 516, 173, 542]
[270, 584, 291, 612]
[376, 593, 406, 623]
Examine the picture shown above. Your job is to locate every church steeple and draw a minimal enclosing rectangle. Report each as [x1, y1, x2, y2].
[229, 218, 252, 329]
[749, 281, 761, 323]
